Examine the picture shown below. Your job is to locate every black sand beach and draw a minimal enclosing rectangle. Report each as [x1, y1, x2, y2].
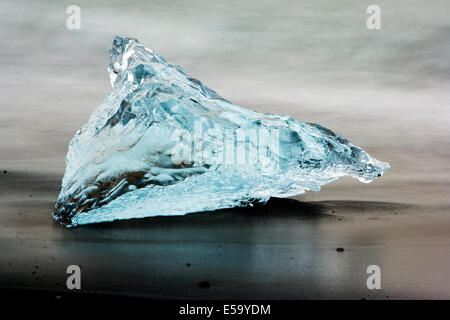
[1, 171, 450, 299]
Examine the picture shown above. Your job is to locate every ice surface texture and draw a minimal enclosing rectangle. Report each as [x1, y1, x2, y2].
[53, 36, 389, 227]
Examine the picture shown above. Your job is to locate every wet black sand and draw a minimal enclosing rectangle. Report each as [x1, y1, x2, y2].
[1, 171, 450, 299]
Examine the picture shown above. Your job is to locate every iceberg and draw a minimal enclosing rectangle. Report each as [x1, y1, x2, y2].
[53, 36, 389, 227]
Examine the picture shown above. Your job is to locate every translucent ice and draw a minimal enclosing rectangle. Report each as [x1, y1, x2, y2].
[53, 36, 389, 227]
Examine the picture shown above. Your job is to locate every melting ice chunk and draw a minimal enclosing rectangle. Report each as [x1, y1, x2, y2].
[53, 36, 389, 227]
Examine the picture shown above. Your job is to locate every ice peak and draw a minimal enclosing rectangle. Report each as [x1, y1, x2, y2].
[107, 36, 165, 88]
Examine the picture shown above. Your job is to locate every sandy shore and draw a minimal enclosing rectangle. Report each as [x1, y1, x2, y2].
[1, 171, 450, 299]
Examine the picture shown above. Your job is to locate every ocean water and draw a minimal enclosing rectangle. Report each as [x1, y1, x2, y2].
[0, 0, 449, 204]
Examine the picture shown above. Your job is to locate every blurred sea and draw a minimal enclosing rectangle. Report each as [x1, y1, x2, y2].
[0, 0, 449, 204]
